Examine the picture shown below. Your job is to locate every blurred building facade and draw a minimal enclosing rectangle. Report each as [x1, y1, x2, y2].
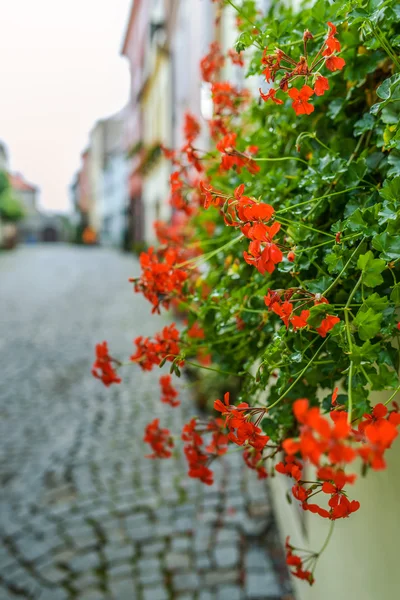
[71, 0, 271, 249]
[71, 112, 129, 247]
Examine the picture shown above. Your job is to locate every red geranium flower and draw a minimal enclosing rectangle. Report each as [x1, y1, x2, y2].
[325, 56, 346, 72]
[314, 75, 329, 96]
[144, 419, 174, 459]
[288, 85, 314, 115]
[92, 341, 121, 387]
[259, 87, 284, 105]
[316, 315, 340, 337]
[159, 375, 180, 407]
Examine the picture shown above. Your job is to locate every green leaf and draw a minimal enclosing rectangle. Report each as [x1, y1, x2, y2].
[387, 153, 400, 178]
[379, 176, 400, 202]
[327, 98, 345, 120]
[354, 307, 383, 341]
[376, 73, 400, 101]
[357, 251, 385, 287]
[350, 340, 380, 365]
[354, 113, 375, 136]
[372, 232, 400, 260]
[370, 364, 399, 391]
[363, 292, 389, 312]
[390, 283, 400, 304]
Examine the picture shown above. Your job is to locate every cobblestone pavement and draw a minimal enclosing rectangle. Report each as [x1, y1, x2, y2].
[0, 245, 292, 600]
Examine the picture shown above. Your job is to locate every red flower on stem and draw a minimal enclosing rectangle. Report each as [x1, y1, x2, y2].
[314, 75, 329, 96]
[92, 341, 121, 387]
[144, 419, 174, 459]
[259, 88, 284, 105]
[288, 85, 315, 116]
[316, 315, 340, 337]
[325, 56, 346, 72]
[159, 375, 180, 407]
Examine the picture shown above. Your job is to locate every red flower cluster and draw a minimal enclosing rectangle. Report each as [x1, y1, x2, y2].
[285, 537, 315, 585]
[182, 418, 215, 485]
[264, 288, 340, 336]
[92, 341, 121, 387]
[130, 324, 181, 371]
[357, 403, 400, 470]
[214, 392, 269, 451]
[199, 183, 289, 275]
[144, 419, 174, 459]
[228, 48, 245, 67]
[259, 22, 345, 115]
[159, 375, 179, 407]
[216, 133, 260, 174]
[131, 247, 188, 314]
[183, 112, 201, 143]
[243, 225, 282, 275]
[200, 41, 225, 82]
[211, 82, 251, 117]
[186, 321, 206, 339]
[283, 399, 355, 467]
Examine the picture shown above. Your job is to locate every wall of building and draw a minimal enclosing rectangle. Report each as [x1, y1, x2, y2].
[269, 388, 399, 600]
[140, 23, 172, 244]
[101, 151, 129, 247]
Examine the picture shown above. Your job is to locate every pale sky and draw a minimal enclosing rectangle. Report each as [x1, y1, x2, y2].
[0, 0, 132, 212]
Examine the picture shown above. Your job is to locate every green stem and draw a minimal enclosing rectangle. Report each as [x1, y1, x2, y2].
[176, 234, 244, 268]
[296, 132, 332, 154]
[182, 359, 244, 378]
[276, 215, 335, 238]
[268, 337, 329, 410]
[276, 186, 365, 215]
[253, 156, 310, 166]
[384, 383, 400, 406]
[294, 234, 360, 255]
[343, 275, 362, 422]
[316, 520, 335, 558]
[323, 241, 364, 298]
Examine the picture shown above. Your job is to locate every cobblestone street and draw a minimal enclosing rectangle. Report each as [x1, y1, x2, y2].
[0, 245, 291, 600]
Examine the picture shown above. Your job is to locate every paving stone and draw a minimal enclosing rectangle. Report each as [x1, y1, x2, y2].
[75, 571, 101, 590]
[69, 551, 100, 573]
[171, 535, 192, 552]
[245, 571, 282, 598]
[39, 589, 69, 600]
[109, 562, 133, 579]
[216, 586, 243, 600]
[142, 584, 168, 600]
[109, 577, 138, 600]
[141, 540, 165, 555]
[139, 568, 163, 585]
[215, 528, 240, 544]
[76, 589, 107, 600]
[204, 570, 238, 586]
[165, 552, 191, 571]
[195, 553, 212, 570]
[0, 247, 291, 600]
[138, 556, 161, 573]
[127, 524, 153, 542]
[173, 572, 201, 591]
[198, 592, 215, 600]
[39, 564, 67, 585]
[214, 545, 240, 568]
[104, 543, 134, 565]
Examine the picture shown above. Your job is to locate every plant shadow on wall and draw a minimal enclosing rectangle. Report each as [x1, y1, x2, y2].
[92, 0, 400, 586]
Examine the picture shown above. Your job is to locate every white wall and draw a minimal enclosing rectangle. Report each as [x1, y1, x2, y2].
[100, 152, 128, 247]
[269, 389, 400, 600]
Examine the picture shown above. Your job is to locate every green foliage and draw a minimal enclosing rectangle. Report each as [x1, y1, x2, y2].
[177, 0, 400, 429]
[0, 171, 24, 222]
